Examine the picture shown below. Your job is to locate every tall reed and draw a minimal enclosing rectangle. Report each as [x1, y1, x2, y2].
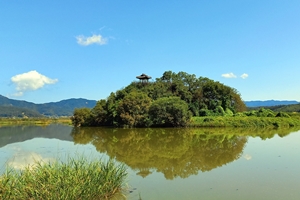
[0, 156, 127, 200]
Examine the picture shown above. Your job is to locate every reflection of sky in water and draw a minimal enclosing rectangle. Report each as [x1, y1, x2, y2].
[7, 151, 54, 170]
[0, 138, 108, 174]
[243, 154, 252, 160]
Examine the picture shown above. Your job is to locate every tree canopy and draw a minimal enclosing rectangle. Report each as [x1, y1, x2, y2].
[72, 71, 246, 127]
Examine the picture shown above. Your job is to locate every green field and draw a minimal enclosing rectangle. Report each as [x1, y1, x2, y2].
[190, 115, 300, 128]
[0, 117, 72, 126]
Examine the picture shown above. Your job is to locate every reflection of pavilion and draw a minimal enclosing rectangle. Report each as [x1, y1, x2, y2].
[136, 73, 151, 83]
[136, 169, 152, 178]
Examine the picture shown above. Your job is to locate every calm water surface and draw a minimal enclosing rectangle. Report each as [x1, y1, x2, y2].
[0, 124, 300, 200]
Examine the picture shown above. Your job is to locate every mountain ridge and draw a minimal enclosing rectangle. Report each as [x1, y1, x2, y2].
[0, 95, 97, 117]
[244, 100, 299, 107]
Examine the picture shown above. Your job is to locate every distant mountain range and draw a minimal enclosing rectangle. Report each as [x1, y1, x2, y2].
[0, 95, 97, 117]
[244, 100, 300, 113]
[244, 100, 299, 107]
[0, 95, 299, 117]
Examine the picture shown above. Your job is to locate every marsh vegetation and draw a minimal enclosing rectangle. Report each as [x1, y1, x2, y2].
[0, 156, 127, 200]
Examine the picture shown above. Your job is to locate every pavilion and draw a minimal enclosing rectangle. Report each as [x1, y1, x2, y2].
[136, 73, 151, 83]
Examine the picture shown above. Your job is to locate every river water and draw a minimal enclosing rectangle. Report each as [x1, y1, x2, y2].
[0, 124, 300, 200]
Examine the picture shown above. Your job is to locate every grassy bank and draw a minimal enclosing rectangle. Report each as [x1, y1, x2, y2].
[0, 156, 127, 200]
[0, 117, 72, 126]
[190, 116, 300, 128]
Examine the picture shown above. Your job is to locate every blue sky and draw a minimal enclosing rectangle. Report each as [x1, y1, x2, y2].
[1, 0, 300, 103]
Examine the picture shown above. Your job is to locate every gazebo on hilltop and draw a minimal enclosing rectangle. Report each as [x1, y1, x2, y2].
[136, 73, 151, 83]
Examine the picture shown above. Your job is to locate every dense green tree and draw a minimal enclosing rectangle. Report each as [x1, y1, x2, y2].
[149, 97, 191, 127]
[196, 78, 246, 113]
[117, 91, 152, 127]
[71, 108, 92, 127]
[91, 99, 107, 126]
[105, 92, 118, 126]
[230, 90, 247, 112]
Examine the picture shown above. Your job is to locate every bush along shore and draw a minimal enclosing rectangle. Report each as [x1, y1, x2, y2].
[189, 109, 300, 128]
[0, 156, 128, 200]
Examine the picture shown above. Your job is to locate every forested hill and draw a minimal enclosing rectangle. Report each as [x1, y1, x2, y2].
[0, 106, 43, 117]
[0, 95, 97, 117]
[72, 71, 247, 127]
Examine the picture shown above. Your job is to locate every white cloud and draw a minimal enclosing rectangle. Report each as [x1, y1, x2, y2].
[240, 73, 249, 79]
[11, 70, 58, 96]
[221, 72, 249, 79]
[76, 34, 108, 46]
[243, 154, 252, 160]
[7, 151, 55, 170]
[221, 72, 237, 78]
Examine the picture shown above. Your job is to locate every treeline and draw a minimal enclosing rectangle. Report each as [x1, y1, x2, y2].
[72, 71, 246, 127]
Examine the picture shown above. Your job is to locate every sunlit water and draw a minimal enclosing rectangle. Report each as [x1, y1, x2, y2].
[0, 124, 300, 200]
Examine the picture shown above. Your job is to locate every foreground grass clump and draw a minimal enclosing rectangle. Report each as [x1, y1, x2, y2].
[0, 156, 127, 200]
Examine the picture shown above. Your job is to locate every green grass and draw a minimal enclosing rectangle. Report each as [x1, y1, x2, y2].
[0, 117, 72, 126]
[189, 116, 300, 128]
[0, 156, 128, 200]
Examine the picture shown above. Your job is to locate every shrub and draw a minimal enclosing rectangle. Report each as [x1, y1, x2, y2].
[199, 109, 209, 116]
[214, 106, 225, 116]
[224, 108, 234, 116]
[203, 118, 214, 122]
[71, 108, 93, 127]
[149, 97, 191, 127]
[117, 91, 152, 127]
[276, 112, 290, 118]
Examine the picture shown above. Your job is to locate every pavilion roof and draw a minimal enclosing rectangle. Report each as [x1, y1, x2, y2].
[136, 73, 151, 80]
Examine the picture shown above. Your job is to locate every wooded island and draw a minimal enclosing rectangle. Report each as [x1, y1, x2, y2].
[71, 71, 299, 128]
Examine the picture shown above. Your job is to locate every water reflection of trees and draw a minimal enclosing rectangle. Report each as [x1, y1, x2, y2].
[0, 125, 73, 148]
[71, 127, 296, 180]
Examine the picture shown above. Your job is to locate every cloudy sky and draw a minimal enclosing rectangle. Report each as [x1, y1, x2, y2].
[1, 0, 300, 103]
